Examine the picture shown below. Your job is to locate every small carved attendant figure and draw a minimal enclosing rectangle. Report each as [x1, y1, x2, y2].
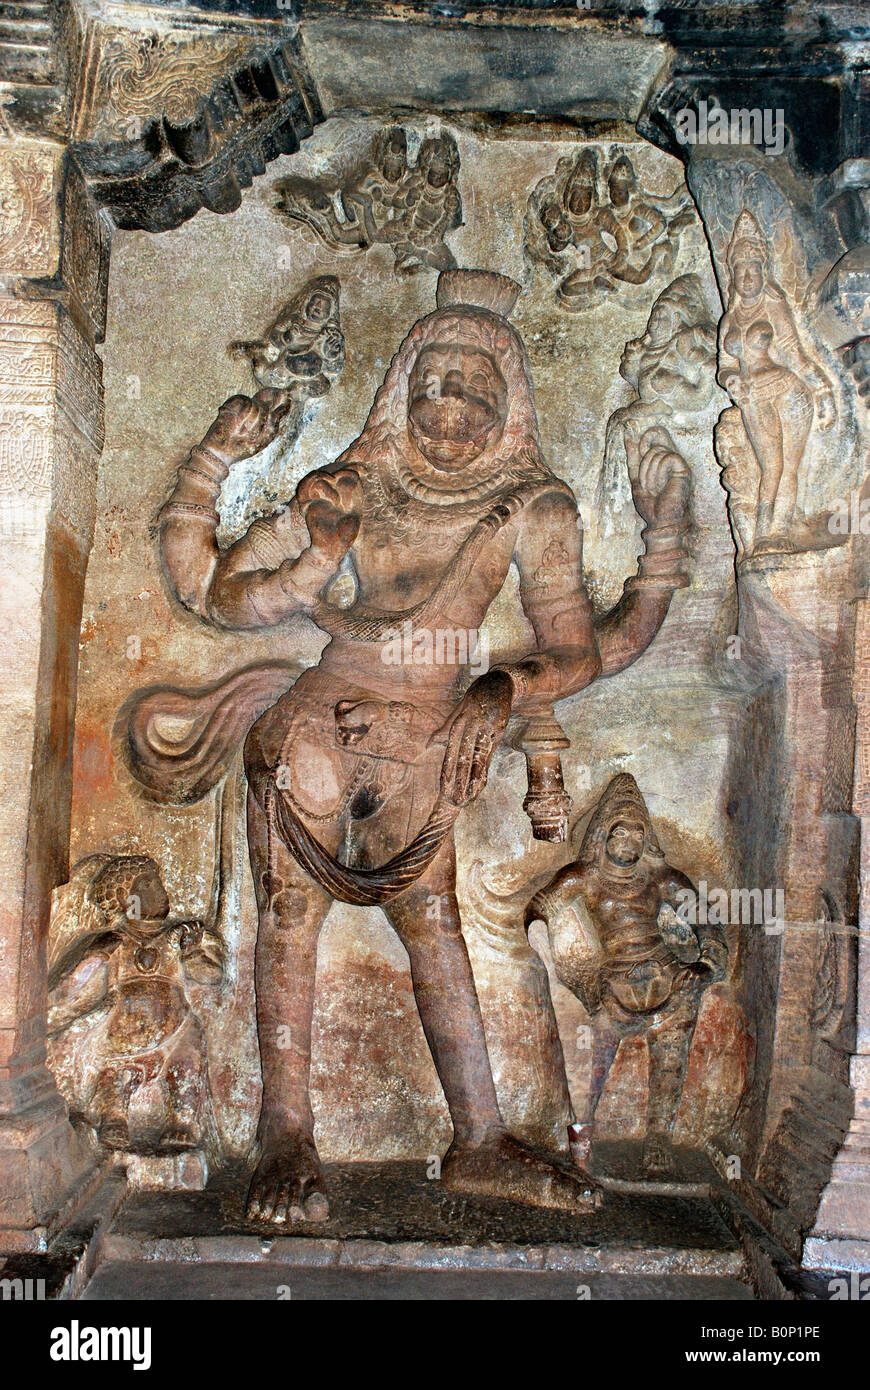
[535, 150, 626, 313]
[604, 154, 693, 289]
[47, 856, 223, 1155]
[377, 132, 462, 274]
[342, 126, 412, 244]
[718, 210, 837, 554]
[617, 274, 717, 418]
[148, 268, 692, 1223]
[527, 148, 693, 313]
[230, 275, 344, 400]
[526, 775, 727, 1178]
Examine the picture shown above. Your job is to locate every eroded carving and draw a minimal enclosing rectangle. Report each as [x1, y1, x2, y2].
[47, 855, 223, 1159]
[229, 274, 344, 433]
[600, 274, 717, 513]
[275, 126, 461, 275]
[73, 23, 259, 142]
[85, 38, 322, 234]
[61, 162, 109, 338]
[525, 149, 693, 312]
[0, 144, 56, 275]
[527, 775, 739, 1178]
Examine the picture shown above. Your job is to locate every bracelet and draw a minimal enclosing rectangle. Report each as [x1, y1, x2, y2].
[160, 500, 219, 524]
[624, 572, 689, 592]
[187, 446, 230, 482]
[191, 444, 230, 469]
[493, 664, 530, 702]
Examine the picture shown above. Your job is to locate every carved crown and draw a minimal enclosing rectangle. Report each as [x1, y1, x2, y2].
[727, 210, 768, 266]
[436, 269, 521, 319]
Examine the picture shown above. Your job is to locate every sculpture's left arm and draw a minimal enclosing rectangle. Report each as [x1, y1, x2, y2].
[497, 486, 602, 708]
[770, 292, 836, 427]
[593, 427, 692, 676]
[432, 448, 689, 804]
[661, 867, 728, 981]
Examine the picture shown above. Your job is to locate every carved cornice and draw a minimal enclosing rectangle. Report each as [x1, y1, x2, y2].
[67, 4, 285, 142]
[77, 35, 322, 230]
[1, 1, 867, 233]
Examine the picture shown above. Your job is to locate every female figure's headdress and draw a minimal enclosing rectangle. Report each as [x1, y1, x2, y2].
[726, 210, 769, 278]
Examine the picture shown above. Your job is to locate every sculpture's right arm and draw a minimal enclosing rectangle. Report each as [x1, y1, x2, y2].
[159, 446, 341, 629]
[715, 311, 741, 393]
[47, 951, 112, 1034]
[158, 391, 360, 629]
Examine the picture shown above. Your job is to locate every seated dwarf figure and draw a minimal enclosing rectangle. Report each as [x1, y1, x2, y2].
[526, 775, 727, 1177]
[47, 855, 223, 1156]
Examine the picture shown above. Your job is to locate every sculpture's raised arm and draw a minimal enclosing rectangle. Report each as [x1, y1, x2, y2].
[502, 426, 690, 708]
[158, 390, 360, 629]
[593, 424, 691, 677]
[524, 862, 604, 1014]
[501, 485, 601, 707]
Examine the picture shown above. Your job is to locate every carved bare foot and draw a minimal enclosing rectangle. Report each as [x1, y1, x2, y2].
[441, 1130, 598, 1211]
[246, 1130, 329, 1225]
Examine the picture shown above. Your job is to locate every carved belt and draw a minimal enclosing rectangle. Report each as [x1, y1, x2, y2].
[264, 775, 462, 906]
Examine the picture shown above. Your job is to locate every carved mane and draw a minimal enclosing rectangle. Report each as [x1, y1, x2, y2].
[335, 268, 554, 504]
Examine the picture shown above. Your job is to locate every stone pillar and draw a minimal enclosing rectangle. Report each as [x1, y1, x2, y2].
[0, 138, 109, 1249]
[802, 155, 870, 1272]
[738, 550, 859, 1253]
[804, 602, 870, 1271]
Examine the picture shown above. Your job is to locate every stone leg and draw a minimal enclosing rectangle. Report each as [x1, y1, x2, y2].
[584, 1018, 621, 1125]
[244, 787, 335, 1224]
[382, 838, 504, 1147]
[646, 1006, 697, 1175]
[566, 1017, 621, 1177]
[384, 838, 595, 1209]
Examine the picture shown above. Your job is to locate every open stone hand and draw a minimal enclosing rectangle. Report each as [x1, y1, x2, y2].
[433, 670, 513, 807]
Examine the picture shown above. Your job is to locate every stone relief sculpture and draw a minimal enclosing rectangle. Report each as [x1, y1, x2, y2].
[274, 126, 462, 276]
[525, 148, 693, 312]
[118, 266, 694, 1224]
[228, 274, 344, 431]
[599, 274, 717, 514]
[717, 209, 837, 556]
[47, 855, 223, 1158]
[526, 775, 731, 1179]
